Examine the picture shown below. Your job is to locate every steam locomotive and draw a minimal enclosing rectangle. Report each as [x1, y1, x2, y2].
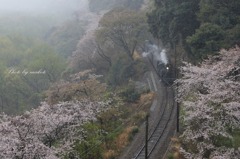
[143, 41, 175, 85]
[156, 61, 174, 86]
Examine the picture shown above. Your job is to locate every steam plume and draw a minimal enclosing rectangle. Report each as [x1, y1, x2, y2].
[142, 43, 168, 64]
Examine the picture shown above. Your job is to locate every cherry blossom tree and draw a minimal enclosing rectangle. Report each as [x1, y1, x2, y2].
[46, 70, 107, 105]
[0, 99, 110, 159]
[176, 47, 240, 158]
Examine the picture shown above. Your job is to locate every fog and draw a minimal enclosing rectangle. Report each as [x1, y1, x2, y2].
[0, 0, 89, 16]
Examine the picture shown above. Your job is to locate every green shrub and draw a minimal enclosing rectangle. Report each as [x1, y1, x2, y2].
[167, 153, 174, 159]
[232, 130, 240, 148]
[72, 123, 104, 159]
[213, 135, 233, 148]
[128, 126, 139, 141]
[106, 58, 138, 87]
[119, 84, 140, 102]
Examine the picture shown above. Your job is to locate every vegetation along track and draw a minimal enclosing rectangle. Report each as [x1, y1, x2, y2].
[133, 83, 176, 159]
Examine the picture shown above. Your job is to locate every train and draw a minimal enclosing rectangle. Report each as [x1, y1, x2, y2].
[143, 41, 175, 86]
[156, 60, 175, 86]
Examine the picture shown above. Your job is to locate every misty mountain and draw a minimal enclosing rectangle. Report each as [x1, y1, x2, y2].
[0, 0, 88, 16]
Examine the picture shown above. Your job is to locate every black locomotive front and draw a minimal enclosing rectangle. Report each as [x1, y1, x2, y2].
[157, 61, 174, 85]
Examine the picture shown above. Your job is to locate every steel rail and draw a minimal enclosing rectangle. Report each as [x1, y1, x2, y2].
[133, 85, 174, 159]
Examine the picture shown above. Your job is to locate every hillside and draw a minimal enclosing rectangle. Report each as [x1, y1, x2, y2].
[0, 0, 240, 159]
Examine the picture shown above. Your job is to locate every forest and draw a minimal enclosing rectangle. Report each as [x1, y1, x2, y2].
[0, 0, 239, 158]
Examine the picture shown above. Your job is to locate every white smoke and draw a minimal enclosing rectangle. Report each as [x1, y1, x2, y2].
[142, 52, 150, 58]
[160, 49, 168, 65]
[142, 44, 168, 64]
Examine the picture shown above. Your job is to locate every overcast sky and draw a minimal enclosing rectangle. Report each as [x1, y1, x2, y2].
[0, 0, 88, 15]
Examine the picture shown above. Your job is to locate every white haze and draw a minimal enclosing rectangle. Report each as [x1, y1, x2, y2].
[0, 0, 89, 16]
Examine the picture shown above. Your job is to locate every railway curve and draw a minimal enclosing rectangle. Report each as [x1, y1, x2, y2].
[118, 70, 177, 159]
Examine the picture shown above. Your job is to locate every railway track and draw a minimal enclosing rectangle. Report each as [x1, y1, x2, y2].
[132, 84, 176, 159]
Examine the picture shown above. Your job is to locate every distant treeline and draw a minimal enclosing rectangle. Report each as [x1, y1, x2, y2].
[0, 7, 92, 114]
[0, 34, 66, 114]
[88, 0, 144, 12]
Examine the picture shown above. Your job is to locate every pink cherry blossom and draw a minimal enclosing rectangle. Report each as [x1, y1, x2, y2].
[176, 47, 240, 158]
[0, 99, 110, 158]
